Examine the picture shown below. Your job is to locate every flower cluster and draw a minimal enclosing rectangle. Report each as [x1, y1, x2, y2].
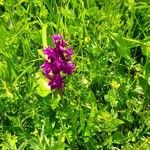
[41, 34, 75, 90]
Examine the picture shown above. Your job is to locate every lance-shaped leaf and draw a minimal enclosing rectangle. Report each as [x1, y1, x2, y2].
[109, 32, 139, 61]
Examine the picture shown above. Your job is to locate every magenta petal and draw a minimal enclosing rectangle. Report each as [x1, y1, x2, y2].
[44, 48, 57, 60]
[52, 34, 61, 42]
[52, 34, 67, 47]
[59, 46, 65, 52]
[63, 61, 75, 74]
[64, 48, 74, 59]
[55, 59, 63, 69]
[41, 61, 52, 77]
[66, 49, 74, 55]
[55, 74, 64, 89]
[48, 74, 63, 89]
[44, 47, 52, 55]
[60, 39, 67, 47]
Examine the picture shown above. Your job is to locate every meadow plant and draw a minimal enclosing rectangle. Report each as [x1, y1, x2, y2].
[41, 34, 75, 90]
[1, 0, 150, 149]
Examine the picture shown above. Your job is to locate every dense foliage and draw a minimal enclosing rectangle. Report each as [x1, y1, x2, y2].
[0, 0, 150, 149]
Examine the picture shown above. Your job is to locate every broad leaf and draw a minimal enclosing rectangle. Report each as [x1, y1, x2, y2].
[35, 72, 51, 97]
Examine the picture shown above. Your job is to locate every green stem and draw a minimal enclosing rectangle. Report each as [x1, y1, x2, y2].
[42, 23, 48, 48]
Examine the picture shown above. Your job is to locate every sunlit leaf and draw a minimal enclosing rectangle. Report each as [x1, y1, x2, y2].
[35, 72, 51, 97]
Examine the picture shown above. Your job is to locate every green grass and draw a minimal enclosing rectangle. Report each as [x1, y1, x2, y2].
[0, 0, 150, 149]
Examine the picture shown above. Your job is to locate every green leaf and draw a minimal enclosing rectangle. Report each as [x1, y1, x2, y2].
[144, 59, 150, 75]
[109, 32, 139, 61]
[87, 0, 97, 7]
[50, 94, 61, 109]
[87, 7, 99, 16]
[96, 111, 124, 132]
[113, 131, 124, 144]
[38, 49, 46, 59]
[35, 72, 51, 97]
[142, 41, 150, 57]
[70, 0, 77, 8]
[29, 141, 42, 150]
[0, 0, 4, 5]
[18, 141, 28, 150]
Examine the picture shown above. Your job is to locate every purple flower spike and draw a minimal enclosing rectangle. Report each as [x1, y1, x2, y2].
[41, 34, 75, 91]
